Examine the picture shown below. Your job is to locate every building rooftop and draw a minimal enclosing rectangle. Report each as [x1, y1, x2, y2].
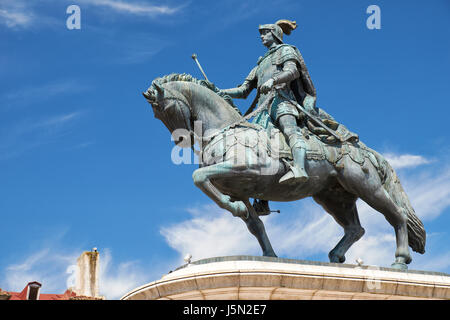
[0, 281, 77, 300]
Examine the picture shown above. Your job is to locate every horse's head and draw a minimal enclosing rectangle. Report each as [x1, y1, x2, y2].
[143, 79, 194, 147]
[143, 73, 244, 149]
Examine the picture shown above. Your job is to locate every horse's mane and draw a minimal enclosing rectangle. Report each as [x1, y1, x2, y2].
[152, 73, 204, 88]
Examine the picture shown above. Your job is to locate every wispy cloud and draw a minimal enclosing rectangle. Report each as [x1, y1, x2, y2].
[384, 153, 431, 169]
[0, 227, 158, 300]
[99, 249, 159, 299]
[81, 0, 182, 16]
[161, 204, 259, 262]
[1, 80, 89, 110]
[66, 141, 96, 150]
[415, 251, 450, 271]
[0, 111, 84, 160]
[117, 47, 165, 64]
[101, 33, 171, 65]
[0, 9, 33, 28]
[1, 248, 79, 293]
[161, 152, 450, 272]
[0, 246, 158, 299]
[0, 0, 182, 31]
[403, 168, 450, 221]
[0, 1, 34, 29]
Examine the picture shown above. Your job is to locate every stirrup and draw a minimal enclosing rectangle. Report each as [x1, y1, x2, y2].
[279, 166, 309, 184]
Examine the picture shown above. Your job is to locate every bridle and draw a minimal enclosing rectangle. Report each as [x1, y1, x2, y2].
[151, 86, 276, 153]
[156, 93, 198, 152]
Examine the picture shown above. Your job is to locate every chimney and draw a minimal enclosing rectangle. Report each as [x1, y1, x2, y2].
[74, 249, 100, 297]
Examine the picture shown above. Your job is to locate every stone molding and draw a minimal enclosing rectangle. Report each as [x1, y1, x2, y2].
[121, 256, 450, 300]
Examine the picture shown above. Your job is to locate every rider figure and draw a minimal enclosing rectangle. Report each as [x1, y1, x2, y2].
[220, 20, 316, 184]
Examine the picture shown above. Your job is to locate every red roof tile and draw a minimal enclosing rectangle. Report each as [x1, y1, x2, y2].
[4, 282, 77, 300]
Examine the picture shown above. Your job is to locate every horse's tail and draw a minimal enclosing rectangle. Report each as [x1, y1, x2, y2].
[375, 152, 426, 254]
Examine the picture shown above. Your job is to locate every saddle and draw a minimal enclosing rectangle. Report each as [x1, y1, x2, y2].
[200, 123, 291, 166]
[200, 109, 362, 170]
[199, 121, 331, 166]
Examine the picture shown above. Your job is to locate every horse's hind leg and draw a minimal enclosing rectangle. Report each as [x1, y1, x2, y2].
[313, 190, 365, 263]
[358, 189, 412, 269]
[337, 160, 412, 269]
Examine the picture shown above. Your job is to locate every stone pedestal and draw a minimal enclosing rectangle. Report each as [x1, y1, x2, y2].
[121, 256, 450, 300]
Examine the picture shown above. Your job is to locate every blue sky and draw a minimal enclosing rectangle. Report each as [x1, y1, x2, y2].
[1, 0, 449, 299]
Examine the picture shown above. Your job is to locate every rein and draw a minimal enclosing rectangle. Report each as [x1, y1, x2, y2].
[160, 88, 276, 153]
[160, 95, 197, 150]
[198, 90, 276, 144]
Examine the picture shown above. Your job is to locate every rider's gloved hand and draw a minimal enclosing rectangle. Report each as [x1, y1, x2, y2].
[260, 78, 274, 94]
[200, 80, 218, 92]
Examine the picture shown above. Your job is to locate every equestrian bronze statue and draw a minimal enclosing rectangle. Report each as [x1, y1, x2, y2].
[142, 20, 425, 270]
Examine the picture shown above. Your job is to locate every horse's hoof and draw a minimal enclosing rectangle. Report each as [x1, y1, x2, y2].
[263, 252, 278, 258]
[231, 201, 248, 219]
[329, 253, 345, 263]
[391, 262, 408, 270]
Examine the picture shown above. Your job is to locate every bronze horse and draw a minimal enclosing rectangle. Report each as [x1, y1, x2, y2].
[143, 73, 426, 270]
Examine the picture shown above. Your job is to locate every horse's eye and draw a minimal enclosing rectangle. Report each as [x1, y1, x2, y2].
[164, 101, 178, 112]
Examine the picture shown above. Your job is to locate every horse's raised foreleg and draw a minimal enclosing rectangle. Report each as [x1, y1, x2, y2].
[192, 162, 249, 218]
[192, 162, 277, 257]
[313, 190, 365, 263]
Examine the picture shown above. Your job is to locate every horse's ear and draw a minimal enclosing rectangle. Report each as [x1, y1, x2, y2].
[143, 90, 153, 100]
[153, 82, 164, 96]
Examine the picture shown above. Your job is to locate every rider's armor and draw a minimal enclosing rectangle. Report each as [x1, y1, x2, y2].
[221, 40, 316, 184]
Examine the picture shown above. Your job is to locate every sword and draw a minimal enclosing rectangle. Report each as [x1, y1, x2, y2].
[295, 102, 343, 142]
[277, 90, 343, 142]
[191, 53, 209, 81]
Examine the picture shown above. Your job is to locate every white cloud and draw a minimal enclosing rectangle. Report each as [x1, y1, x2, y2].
[99, 33, 171, 65]
[160, 204, 259, 262]
[160, 201, 343, 262]
[80, 0, 181, 16]
[0, 246, 161, 300]
[345, 234, 396, 267]
[1, 248, 79, 294]
[0, 0, 181, 31]
[414, 251, 450, 271]
[98, 249, 156, 299]
[403, 168, 450, 221]
[0, 8, 33, 28]
[0, 111, 84, 160]
[0, 1, 34, 29]
[66, 140, 96, 150]
[2, 80, 89, 109]
[34, 112, 82, 128]
[384, 153, 431, 169]
[12, 112, 81, 135]
[264, 203, 342, 258]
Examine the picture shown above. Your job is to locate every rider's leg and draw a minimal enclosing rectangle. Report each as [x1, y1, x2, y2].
[278, 114, 309, 184]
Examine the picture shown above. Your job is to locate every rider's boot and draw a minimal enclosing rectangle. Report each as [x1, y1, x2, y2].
[279, 133, 309, 184]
